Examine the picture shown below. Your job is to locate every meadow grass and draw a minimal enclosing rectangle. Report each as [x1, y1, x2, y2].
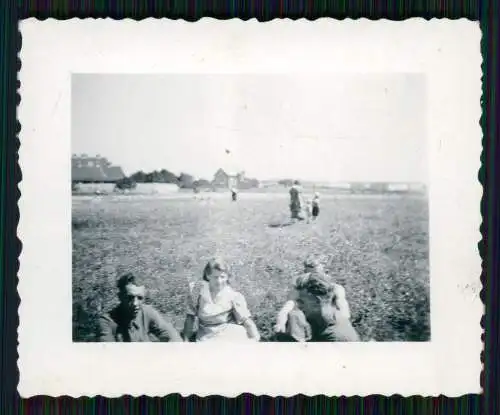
[72, 192, 430, 342]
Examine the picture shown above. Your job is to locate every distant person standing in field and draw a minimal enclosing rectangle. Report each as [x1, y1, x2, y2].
[96, 273, 182, 342]
[289, 180, 304, 221]
[274, 257, 358, 342]
[231, 188, 238, 201]
[182, 258, 261, 342]
[311, 192, 320, 220]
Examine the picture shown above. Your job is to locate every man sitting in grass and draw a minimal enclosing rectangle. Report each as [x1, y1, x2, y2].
[274, 259, 359, 342]
[96, 273, 182, 342]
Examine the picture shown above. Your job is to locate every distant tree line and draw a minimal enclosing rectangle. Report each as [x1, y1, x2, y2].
[113, 168, 262, 192]
[278, 179, 295, 187]
[129, 169, 182, 184]
[115, 169, 211, 190]
[238, 177, 260, 189]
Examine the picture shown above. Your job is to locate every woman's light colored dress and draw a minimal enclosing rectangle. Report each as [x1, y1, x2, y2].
[186, 281, 253, 342]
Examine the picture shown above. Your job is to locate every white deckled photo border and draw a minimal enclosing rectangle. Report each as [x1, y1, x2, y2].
[18, 18, 483, 397]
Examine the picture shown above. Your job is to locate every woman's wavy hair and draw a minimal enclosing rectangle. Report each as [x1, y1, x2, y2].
[202, 257, 231, 282]
[295, 270, 334, 300]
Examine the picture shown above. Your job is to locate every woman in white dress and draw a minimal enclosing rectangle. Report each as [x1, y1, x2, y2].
[182, 258, 261, 342]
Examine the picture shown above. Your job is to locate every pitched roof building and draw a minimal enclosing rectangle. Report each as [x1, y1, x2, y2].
[212, 168, 242, 189]
[72, 154, 125, 183]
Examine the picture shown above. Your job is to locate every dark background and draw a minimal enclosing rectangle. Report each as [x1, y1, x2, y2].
[1, 0, 497, 413]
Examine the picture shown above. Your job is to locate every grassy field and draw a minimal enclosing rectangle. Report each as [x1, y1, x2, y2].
[72, 192, 430, 342]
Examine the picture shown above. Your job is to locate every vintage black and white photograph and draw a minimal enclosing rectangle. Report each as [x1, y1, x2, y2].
[71, 73, 430, 343]
[19, 19, 482, 397]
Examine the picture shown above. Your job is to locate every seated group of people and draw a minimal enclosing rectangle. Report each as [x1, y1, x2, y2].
[96, 257, 360, 343]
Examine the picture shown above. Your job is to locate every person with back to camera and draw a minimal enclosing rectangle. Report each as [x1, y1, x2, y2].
[182, 258, 261, 342]
[231, 187, 238, 201]
[293, 270, 359, 341]
[96, 273, 182, 342]
[273, 256, 358, 342]
[311, 192, 320, 220]
[289, 180, 305, 221]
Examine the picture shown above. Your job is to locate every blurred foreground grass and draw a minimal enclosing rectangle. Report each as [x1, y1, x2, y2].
[72, 193, 430, 342]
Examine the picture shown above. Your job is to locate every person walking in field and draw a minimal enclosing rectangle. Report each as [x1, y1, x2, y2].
[273, 257, 359, 342]
[182, 258, 261, 342]
[96, 273, 183, 342]
[311, 192, 320, 220]
[289, 180, 305, 221]
[231, 188, 238, 202]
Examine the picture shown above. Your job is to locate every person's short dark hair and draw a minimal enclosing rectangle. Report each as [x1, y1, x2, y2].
[117, 273, 140, 293]
[295, 271, 334, 299]
[293, 180, 300, 185]
[202, 257, 230, 282]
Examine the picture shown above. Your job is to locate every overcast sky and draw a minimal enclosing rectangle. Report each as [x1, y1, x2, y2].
[72, 73, 427, 183]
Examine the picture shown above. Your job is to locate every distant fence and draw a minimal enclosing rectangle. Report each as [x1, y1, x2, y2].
[132, 183, 180, 194]
[72, 181, 426, 196]
[245, 183, 426, 195]
[72, 183, 115, 195]
[72, 182, 180, 195]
